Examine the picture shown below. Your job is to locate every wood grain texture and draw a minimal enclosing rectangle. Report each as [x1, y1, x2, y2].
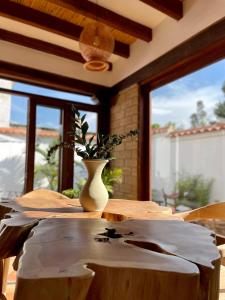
[0, 209, 38, 300]
[0, 214, 38, 259]
[0, 0, 129, 58]
[0, 189, 180, 221]
[0, 60, 108, 96]
[24, 98, 36, 193]
[47, 0, 152, 42]
[0, 190, 221, 299]
[13, 218, 220, 300]
[0, 29, 113, 71]
[112, 18, 225, 93]
[218, 244, 225, 266]
[12, 0, 136, 45]
[138, 84, 151, 201]
[0, 205, 13, 299]
[176, 202, 225, 221]
[0, 88, 101, 112]
[175, 202, 225, 268]
[140, 0, 183, 20]
[2, 258, 10, 295]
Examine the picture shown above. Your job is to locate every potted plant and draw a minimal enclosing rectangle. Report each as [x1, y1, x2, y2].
[48, 107, 138, 212]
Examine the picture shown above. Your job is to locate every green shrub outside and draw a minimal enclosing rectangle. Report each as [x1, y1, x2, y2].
[175, 174, 213, 208]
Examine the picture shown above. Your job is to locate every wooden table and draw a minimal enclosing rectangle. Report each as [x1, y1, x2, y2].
[0, 192, 221, 300]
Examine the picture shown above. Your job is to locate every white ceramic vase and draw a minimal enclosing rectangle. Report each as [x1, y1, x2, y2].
[79, 159, 109, 212]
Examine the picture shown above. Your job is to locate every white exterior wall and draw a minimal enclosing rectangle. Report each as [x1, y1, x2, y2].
[0, 134, 54, 196]
[152, 130, 225, 202]
[0, 133, 85, 196]
[0, 80, 13, 127]
[152, 133, 173, 192]
[0, 135, 25, 196]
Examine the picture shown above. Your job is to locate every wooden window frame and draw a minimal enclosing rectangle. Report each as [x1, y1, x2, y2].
[139, 58, 225, 201]
[137, 19, 225, 201]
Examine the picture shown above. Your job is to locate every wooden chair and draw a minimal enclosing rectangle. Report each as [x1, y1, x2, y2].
[22, 189, 69, 200]
[16, 189, 74, 214]
[176, 202, 225, 265]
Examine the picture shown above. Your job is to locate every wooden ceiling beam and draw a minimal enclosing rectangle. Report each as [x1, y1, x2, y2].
[0, 60, 109, 96]
[0, 1, 129, 58]
[140, 0, 183, 20]
[47, 0, 152, 42]
[0, 29, 112, 70]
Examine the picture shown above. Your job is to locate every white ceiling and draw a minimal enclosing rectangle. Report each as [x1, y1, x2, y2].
[0, 17, 82, 53]
[88, 0, 167, 28]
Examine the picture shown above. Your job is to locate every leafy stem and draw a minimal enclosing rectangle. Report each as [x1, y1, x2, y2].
[48, 106, 138, 161]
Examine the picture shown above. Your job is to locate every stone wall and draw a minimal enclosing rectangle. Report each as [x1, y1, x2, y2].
[110, 84, 139, 200]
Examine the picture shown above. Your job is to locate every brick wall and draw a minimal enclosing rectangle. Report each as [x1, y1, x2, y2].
[110, 84, 139, 200]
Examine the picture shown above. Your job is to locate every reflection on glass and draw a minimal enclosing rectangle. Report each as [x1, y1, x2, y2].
[34, 106, 61, 191]
[0, 84, 28, 198]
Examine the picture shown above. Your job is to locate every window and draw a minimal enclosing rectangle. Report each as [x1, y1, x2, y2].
[34, 106, 61, 191]
[151, 59, 225, 211]
[0, 78, 101, 196]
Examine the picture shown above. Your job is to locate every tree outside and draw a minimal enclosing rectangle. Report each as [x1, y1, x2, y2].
[190, 100, 208, 128]
[214, 81, 225, 119]
[152, 123, 160, 129]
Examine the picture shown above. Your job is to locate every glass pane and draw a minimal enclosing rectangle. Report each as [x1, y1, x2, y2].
[0, 77, 96, 105]
[34, 106, 61, 191]
[0, 79, 28, 199]
[151, 58, 225, 212]
[73, 111, 98, 196]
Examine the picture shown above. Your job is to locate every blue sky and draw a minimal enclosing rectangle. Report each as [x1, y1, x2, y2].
[151, 58, 225, 129]
[10, 83, 97, 132]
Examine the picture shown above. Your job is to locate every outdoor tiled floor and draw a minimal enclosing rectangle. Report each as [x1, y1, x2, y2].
[4, 258, 225, 300]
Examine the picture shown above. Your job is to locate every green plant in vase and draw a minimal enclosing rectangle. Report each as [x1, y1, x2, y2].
[48, 107, 138, 212]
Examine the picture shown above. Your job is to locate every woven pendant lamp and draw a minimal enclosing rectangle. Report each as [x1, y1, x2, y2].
[79, 22, 114, 72]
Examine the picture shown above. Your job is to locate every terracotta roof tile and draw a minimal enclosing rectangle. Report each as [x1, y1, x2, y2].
[152, 127, 170, 135]
[170, 123, 225, 138]
[0, 127, 96, 139]
[0, 127, 59, 137]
